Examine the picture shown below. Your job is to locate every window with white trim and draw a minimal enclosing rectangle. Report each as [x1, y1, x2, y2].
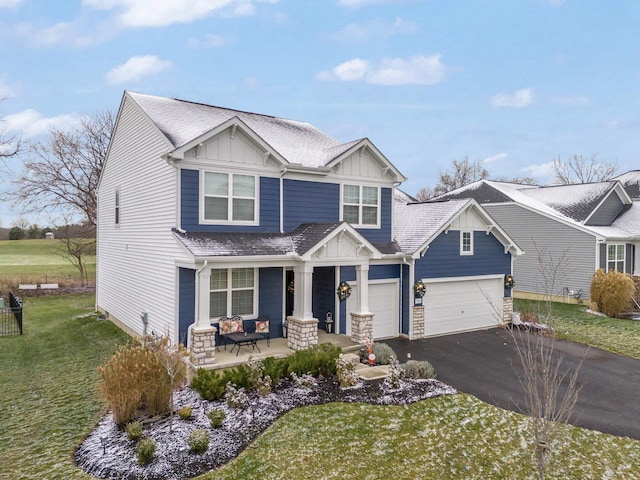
[202, 172, 256, 223]
[460, 230, 473, 255]
[607, 244, 625, 272]
[115, 189, 120, 225]
[209, 268, 256, 318]
[342, 184, 379, 227]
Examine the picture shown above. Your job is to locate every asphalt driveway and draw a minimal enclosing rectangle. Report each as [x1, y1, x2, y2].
[385, 328, 640, 440]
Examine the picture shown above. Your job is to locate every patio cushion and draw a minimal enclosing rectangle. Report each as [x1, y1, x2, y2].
[255, 320, 269, 333]
[219, 317, 243, 335]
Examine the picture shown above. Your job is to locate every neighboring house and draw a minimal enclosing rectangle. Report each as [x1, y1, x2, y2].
[96, 91, 521, 368]
[437, 178, 640, 302]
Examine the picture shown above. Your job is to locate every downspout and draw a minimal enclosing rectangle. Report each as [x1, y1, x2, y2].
[187, 260, 208, 347]
[403, 255, 414, 339]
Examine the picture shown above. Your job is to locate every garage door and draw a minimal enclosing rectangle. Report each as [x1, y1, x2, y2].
[423, 276, 503, 337]
[347, 281, 399, 340]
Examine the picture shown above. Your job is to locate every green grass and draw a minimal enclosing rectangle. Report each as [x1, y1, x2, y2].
[0, 238, 95, 286]
[202, 395, 640, 479]
[515, 299, 640, 359]
[0, 293, 129, 480]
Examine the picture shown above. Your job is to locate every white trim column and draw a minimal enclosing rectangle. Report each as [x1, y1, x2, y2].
[196, 269, 211, 329]
[355, 263, 370, 314]
[350, 262, 374, 343]
[293, 262, 314, 320]
[190, 267, 217, 369]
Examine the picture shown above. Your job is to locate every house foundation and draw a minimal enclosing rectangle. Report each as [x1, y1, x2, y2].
[189, 326, 217, 369]
[286, 317, 319, 350]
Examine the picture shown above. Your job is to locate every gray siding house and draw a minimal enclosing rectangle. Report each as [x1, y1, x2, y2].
[437, 179, 639, 302]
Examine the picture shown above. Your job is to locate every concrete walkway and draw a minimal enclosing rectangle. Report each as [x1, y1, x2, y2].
[385, 328, 640, 440]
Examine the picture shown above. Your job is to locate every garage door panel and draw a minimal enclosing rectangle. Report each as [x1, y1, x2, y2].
[424, 277, 503, 337]
[346, 281, 398, 340]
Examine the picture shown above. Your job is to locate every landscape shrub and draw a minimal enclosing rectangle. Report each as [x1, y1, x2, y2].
[207, 408, 226, 428]
[191, 369, 227, 401]
[177, 406, 193, 420]
[256, 375, 273, 396]
[520, 311, 540, 323]
[401, 360, 436, 379]
[224, 382, 249, 409]
[590, 268, 636, 318]
[125, 420, 143, 441]
[135, 438, 156, 465]
[372, 342, 397, 365]
[245, 358, 265, 389]
[335, 354, 358, 388]
[188, 429, 210, 454]
[290, 371, 316, 389]
[383, 358, 404, 389]
[286, 343, 340, 377]
[262, 356, 287, 385]
[98, 340, 173, 425]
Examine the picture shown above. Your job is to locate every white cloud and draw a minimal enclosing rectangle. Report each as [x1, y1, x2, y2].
[481, 153, 508, 165]
[490, 88, 534, 108]
[106, 55, 172, 84]
[549, 95, 589, 106]
[0, 0, 23, 8]
[83, 0, 277, 27]
[337, 0, 415, 7]
[330, 17, 417, 42]
[3, 109, 82, 137]
[188, 33, 228, 48]
[317, 54, 447, 86]
[14, 20, 115, 47]
[521, 161, 555, 182]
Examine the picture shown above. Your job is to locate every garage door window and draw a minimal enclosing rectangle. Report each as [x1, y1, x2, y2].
[461, 231, 473, 255]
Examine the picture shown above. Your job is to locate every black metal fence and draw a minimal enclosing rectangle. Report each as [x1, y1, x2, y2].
[1, 292, 23, 336]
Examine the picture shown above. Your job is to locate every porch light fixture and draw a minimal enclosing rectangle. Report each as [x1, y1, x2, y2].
[287, 280, 295, 295]
[414, 280, 426, 298]
[337, 281, 352, 301]
[504, 274, 515, 290]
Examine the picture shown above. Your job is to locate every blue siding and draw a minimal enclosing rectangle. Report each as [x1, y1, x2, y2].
[283, 179, 339, 231]
[416, 231, 511, 279]
[180, 169, 280, 232]
[357, 187, 393, 243]
[313, 266, 335, 330]
[178, 268, 196, 345]
[370, 263, 400, 280]
[258, 268, 284, 338]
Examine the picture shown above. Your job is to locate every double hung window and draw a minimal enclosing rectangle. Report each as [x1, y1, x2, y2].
[203, 172, 256, 223]
[607, 244, 625, 272]
[460, 230, 473, 255]
[342, 184, 379, 227]
[209, 268, 256, 318]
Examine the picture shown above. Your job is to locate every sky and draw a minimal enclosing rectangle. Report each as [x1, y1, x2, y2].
[0, 0, 639, 226]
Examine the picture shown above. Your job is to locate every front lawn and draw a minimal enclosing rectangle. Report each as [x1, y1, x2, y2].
[515, 299, 640, 359]
[3, 294, 640, 479]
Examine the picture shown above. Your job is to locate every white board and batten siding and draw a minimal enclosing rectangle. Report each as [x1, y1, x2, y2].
[422, 275, 504, 337]
[346, 280, 399, 340]
[97, 95, 185, 342]
[484, 204, 597, 298]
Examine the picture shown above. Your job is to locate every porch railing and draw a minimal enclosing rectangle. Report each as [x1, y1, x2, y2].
[1, 292, 23, 336]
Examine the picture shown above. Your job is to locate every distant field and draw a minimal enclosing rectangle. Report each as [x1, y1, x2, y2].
[0, 239, 95, 287]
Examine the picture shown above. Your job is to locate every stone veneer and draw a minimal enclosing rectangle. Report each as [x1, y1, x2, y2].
[287, 317, 319, 350]
[412, 306, 425, 339]
[503, 296, 513, 324]
[350, 312, 374, 344]
[189, 326, 217, 369]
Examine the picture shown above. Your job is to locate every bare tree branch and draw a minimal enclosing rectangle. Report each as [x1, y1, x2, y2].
[552, 154, 618, 184]
[2, 110, 114, 225]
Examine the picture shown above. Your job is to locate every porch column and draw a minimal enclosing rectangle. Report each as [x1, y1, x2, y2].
[288, 263, 318, 349]
[190, 268, 217, 369]
[351, 263, 374, 344]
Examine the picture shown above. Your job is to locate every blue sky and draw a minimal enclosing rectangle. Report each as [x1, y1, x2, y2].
[0, 0, 638, 225]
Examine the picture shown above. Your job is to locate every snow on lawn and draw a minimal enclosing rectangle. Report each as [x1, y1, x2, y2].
[75, 377, 455, 480]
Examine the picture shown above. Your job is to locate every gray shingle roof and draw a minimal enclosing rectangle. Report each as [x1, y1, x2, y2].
[129, 91, 360, 168]
[173, 223, 401, 258]
[394, 199, 471, 253]
[613, 170, 640, 198]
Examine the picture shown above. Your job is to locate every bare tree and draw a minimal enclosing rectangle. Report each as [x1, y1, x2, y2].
[151, 335, 187, 432]
[434, 157, 489, 196]
[552, 154, 618, 185]
[12, 217, 30, 230]
[55, 222, 96, 286]
[3, 111, 114, 226]
[493, 175, 537, 185]
[534, 242, 574, 318]
[0, 99, 21, 167]
[415, 186, 435, 202]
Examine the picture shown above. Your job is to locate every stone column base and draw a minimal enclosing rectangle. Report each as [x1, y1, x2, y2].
[503, 297, 513, 324]
[190, 326, 217, 370]
[350, 312, 374, 344]
[287, 317, 319, 350]
[412, 306, 425, 339]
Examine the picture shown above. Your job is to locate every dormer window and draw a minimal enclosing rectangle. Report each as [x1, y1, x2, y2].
[342, 184, 379, 227]
[461, 230, 473, 255]
[202, 171, 257, 224]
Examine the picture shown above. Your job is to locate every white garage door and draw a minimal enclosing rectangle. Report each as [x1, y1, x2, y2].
[347, 281, 399, 340]
[423, 276, 503, 337]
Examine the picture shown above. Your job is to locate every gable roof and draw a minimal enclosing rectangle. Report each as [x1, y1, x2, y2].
[125, 91, 406, 181]
[613, 170, 640, 199]
[393, 197, 522, 257]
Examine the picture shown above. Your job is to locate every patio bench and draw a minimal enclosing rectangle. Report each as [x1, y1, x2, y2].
[215, 315, 271, 351]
